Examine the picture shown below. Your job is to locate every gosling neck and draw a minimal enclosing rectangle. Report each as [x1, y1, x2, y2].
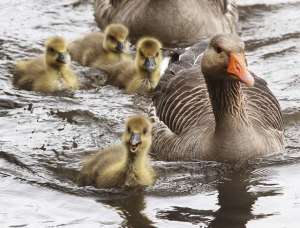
[126, 145, 149, 163]
[137, 66, 160, 80]
[102, 42, 120, 56]
[205, 75, 250, 132]
[46, 62, 68, 77]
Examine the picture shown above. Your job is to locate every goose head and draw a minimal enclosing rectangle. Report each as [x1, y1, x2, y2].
[136, 37, 162, 74]
[201, 34, 254, 86]
[45, 36, 70, 69]
[103, 23, 129, 53]
[122, 115, 152, 155]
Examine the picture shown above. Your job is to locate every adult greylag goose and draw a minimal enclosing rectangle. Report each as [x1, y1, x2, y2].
[94, 0, 238, 47]
[151, 34, 284, 162]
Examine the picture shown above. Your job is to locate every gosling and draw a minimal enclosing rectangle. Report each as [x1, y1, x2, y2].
[78, 115, 155, 189]
[68, 23, 130, 68]
[106, 37, 162, 94]
[13, 36, 79, 93]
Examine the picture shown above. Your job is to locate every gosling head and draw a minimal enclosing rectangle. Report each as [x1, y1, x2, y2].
[45, 36, 70, 69]
[201, 34, 254, 86]
[136, 37, 162, 74]
[122, 115, 152, 155]
[103, 24, 129, 53]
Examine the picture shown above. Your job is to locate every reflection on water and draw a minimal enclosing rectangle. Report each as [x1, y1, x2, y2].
[0, 0, 300, 227]
[102, 192, 156, 228]
[151, 169, 278, 228]
[209, 171, 264, 228]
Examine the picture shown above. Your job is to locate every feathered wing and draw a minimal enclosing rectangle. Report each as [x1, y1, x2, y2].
[110, 0, 123, 8]
[153, 67, 213, 134]
[150, 67, 213, 160]
[243, 73, 283, 132]
[94, 0, 111, 29]
[94, 0, 132, 29]
[209, 0, 239, 33]
[94, 0, 239, 47]
[209, 0, 236, 14]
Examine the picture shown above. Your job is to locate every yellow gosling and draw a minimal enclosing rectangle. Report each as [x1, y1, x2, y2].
[14, 36, 79, 93]
[68, 23, 130, 68]
[78, 115, 155, 189]
[106, 37, 162, 94]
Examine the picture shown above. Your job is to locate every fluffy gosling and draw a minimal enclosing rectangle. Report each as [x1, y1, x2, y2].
[106, 37, 162, 94]
[14, 36, 79, 93]
[68, 23, 130, 68]
[78, 115, 155, 189]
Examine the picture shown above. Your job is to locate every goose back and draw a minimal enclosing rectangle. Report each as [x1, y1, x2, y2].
[94, 0, 238, 47]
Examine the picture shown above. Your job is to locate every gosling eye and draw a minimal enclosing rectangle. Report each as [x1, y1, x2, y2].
[108, 35, 116, 42]
[139, 50, 145, 58]
[214, 46, 223, 54]
[127, 127, 131, 133]
[155, 52, 159, 57]
[47, 47, 56, 53]
[143, 128, 147, 134]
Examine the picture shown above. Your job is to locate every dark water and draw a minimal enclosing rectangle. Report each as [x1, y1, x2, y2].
[1, 0, 300, 227]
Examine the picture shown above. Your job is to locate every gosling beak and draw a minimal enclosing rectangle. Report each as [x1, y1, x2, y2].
[144, 57, 156, 72]
[129, 133, 141, 153]
[56, 52, 68, 64]
[227, 53, 254, 86]
[115, 42, 124, 53]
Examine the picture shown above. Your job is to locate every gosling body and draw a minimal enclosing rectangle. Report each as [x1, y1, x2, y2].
[78, 115, 155, 188]
[106, 37, 162, 94]
[14, 36, 79, 93]
[68, 24, 130, 68]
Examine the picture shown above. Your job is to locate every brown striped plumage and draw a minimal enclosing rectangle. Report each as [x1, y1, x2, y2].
[151, 34, 284, 162]
[94, 0, 238, 47]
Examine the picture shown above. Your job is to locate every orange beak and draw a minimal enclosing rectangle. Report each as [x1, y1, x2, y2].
[227, 53, 254, 86]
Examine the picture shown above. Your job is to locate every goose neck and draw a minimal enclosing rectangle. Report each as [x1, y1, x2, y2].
[206, 77, 249, 131]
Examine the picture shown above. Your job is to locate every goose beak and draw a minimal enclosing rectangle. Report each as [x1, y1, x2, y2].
[130, 133, 141, 146]
[144, 57, 156, 72]
[56, 52, 70, 64]
[129, 133, 141, 153]
[227, 53, 254, 86]
[115, 42, 124, 53]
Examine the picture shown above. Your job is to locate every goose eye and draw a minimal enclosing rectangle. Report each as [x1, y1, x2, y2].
[108, 35, 116, 42]
[215, 46, 222, 54]
[47, 47, 55, 53]
[139, 51, 145, 58]
[143, 128, 147, 134]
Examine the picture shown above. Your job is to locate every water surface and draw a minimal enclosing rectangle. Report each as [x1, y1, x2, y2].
[0, 0, 300, 227]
